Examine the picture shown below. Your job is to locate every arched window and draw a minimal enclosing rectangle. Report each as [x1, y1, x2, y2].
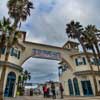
[68, 79, 74, 95]
[8, 72, 16, 78]
[73, 78, 80, 95]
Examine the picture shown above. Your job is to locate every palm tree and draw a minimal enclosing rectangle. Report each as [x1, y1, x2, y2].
[24, 70, 31, 88]
[0, 0, 33, 99]
[0, 17, 13, 57]
[66, 20, 99, 95]
[82, 25, 100, 71]
[81, 35, 99, 71]
[17, 70, 31, 95]
[87, 25, 100, 62]
[17, 75, 22, 95]
[7, 0, 33, 28]
[7, 0, 33, 52]
[86, 25, 100, 60]
[23, 70, 31, 85]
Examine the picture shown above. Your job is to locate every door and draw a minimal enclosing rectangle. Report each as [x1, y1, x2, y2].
[8, 78, 16, 97]
[81, 80, 93, 96]
[4, 78, 11, 97]
[4, 72, 16, 97]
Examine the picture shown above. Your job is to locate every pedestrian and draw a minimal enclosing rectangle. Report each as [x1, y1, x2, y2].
[47, 87, 50, 97]
[51, 82, 56, 99]
[30, 88, 33, 96]
[43, 84, 47, 98]
[56, 85, 59, 96]
[59, 83, 64, 99]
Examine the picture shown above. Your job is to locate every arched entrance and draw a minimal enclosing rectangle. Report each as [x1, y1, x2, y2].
[4, 72, 16, 97]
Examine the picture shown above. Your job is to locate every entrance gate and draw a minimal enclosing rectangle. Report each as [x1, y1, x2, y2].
[2, 33, 79, 97]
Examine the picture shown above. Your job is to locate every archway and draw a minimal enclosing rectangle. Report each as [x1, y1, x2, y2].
[22, 57, 60, 84]
[20, 41, 74, 71]
[4, 72, 16, 97]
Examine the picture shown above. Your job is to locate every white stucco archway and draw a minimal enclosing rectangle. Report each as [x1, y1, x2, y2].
[20, 41, 75, 71]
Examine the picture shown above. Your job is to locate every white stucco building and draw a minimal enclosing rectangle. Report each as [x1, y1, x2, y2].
[59, 41, 100, 96]
[0, 31, 100, 97]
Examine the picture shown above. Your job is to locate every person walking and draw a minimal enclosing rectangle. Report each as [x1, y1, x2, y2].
[56, 85, 59, 96]
[30, 88, 33, 96]
[59, 83, 64, 99]
[51, 82, 56, 99]
[47, 87, 50, 97]
[43, 84, 47, 98]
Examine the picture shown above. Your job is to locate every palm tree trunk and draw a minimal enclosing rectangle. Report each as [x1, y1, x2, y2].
[0, 42, 3, 58]
[94, 43, 100, 70]
[13, 18, 19, 29]
[0, 46, 10, 100]
[0, 32, 6, 58]
[91, 45, 100, 71]
[95, 43, 100, 59]
[79, 38, 99, 96]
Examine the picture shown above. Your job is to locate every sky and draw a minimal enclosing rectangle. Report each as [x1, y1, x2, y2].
[0, 0, 100, 83]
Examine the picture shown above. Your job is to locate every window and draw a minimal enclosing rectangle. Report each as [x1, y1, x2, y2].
[13, 49, 18, 57]
[97, 59, 100, 65]
[82, 57, 86, 65]
[73, 78, 80, 95]
[18, 51, 20, 59]
[75, 57, 86, 66]
[1, 47, 6, 54]
[90, 58, 100, 65]
[10, 48, 20, 59]
[90, 58, 95, 65]
[68, 79, 74, 95]
[62, 64, 68, 72]
[75, 58, 78, 66]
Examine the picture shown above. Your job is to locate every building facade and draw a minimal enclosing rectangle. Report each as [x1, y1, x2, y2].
[0, 31, 100, 97]
[0, 48, 22, 97]
[59, 41, 100, 96]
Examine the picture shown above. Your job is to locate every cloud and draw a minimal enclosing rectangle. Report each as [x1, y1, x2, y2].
[22, 58, 59, 83]
[0, 0, 8, 19]
[1, 0, 100, 83]
[37, 0, 56, 14]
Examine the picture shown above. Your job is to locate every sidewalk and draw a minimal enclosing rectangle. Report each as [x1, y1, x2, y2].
[4, 95, 100, 100]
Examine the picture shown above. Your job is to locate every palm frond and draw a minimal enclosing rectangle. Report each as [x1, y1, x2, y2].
[66, 20, 83, 39]
[7, 0, 34, 26]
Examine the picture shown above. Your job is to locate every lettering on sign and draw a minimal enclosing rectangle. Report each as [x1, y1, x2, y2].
[32, 49, 61, 60]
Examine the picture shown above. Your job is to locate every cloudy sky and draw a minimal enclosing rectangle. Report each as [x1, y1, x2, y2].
[0, 0, 100, 83]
